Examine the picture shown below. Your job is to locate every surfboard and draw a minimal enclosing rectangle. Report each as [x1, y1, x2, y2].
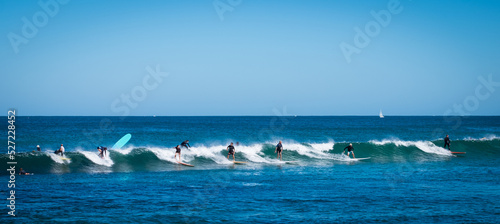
[58, 156, 71, 161]
[112, 134, 132, 149]
[350, 157, 370, 161]
[177, 162, 194, 167]
[284, 161, 299, 164]
[233, 161, 247, 164]
[451, 152, 466, 154]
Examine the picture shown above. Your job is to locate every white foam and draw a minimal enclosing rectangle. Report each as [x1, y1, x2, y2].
[283, 142, 335, 159]
[145, 145, 233, 165]
[310, 142, 334, 152]
[463, 135, 500, 141]
[46, 152, 69, 164]
[187, 145, 234, 164]
[78, 150, 114, 167]
[111, 141, 347, 165]
[370, 139, 451, 156]
[147, 147, 178, 163]
[241, 182, 262, 187]
[113, 146, 135, 155]
[236, 144, 275, 163]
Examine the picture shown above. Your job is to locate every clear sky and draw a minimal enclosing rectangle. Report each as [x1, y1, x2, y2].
[1, 0, 499, 116]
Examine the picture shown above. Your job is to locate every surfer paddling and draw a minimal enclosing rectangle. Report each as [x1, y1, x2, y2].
[343, 143, 355, 159]
[19, 168, 30, 175]
[227, 142, 236, 161]
[275, 141, 283, 161]
[444, 135, 451, 150]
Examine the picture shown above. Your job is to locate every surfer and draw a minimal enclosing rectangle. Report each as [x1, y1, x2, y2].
[98, 146, 108, 158]
[36, 145, 41, 152]
[343, 143, 355, 159]
[180, 140, 191, 149]
[97, 146, 104, 158]
[19, 168, 30, 175]
[174, 145, 181, 162]
[227, 142, 236, 161]
[444, 135, 451, 150]
[101, 146, 108, 157]
[275, 141, 283, 161]
[55, 144, 65, 156]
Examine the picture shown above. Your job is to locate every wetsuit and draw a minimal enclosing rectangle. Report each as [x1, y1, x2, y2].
[228, 145, 235, 155]
[175, 146, 181, 154]
[444, 137, 451, 150]
[276, 143, 283, 153]
[344, 145, 354, 154]
[102, 147, 107, 156]
[19, 170, 26, 175]
[98, 147, 103, 157]
[181, 141, 190, 149]
[37, 146, 41, 152]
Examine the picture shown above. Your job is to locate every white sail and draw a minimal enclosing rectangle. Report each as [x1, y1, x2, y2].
[379, 110, 384, 118]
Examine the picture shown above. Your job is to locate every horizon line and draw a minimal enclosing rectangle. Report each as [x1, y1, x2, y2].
[6, 115, 500, 117]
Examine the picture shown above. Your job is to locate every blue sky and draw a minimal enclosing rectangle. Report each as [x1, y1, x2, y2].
[1, 0, 499, 116]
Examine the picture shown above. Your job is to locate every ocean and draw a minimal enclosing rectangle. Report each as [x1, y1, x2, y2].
[2, 116, 500, 223]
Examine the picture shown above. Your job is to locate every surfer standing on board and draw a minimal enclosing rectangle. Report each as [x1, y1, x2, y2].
[102, 146, 108, 157]
[343, 143, 355, 159]
[275, 141, 283, 161]
[180, 140, 191, 149]
[174, 145, 182, 162]
[444, 135, 451, 150]
[227, 142, 236, 161]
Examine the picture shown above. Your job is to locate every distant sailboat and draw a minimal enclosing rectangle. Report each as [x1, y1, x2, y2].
[379, 110, 384, 118]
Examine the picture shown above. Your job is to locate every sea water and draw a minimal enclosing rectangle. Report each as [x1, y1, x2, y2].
[2, 116, 499, 223]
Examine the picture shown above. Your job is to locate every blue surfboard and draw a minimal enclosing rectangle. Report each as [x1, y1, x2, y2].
[112, 134, 132, 149]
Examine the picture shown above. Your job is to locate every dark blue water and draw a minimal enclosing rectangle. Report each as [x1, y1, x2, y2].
[9, 116, 500, 149]
[2, 116, 500, 223]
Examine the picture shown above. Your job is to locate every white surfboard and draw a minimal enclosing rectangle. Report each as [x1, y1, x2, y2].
[349, 157, 370, 161]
